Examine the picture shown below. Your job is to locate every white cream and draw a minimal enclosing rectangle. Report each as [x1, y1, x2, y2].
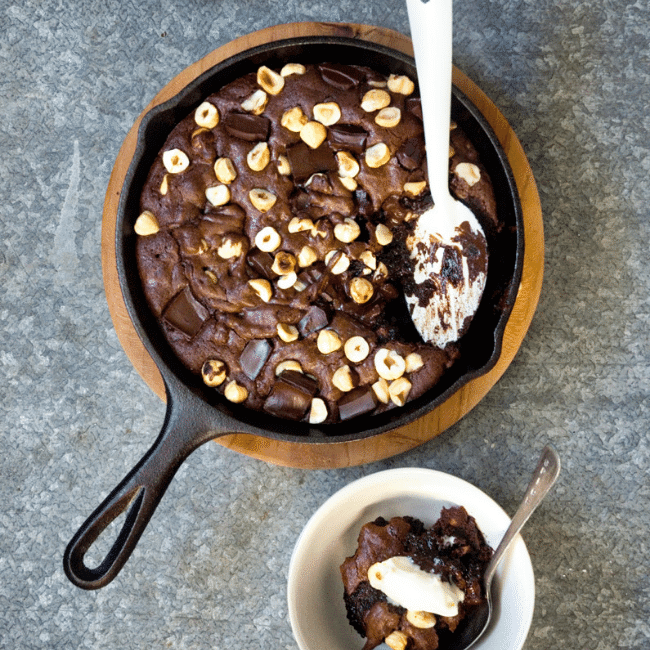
[367, 556, 465, 617]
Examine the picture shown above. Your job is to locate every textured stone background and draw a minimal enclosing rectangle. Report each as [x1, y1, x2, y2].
[1, 1, 648, 648]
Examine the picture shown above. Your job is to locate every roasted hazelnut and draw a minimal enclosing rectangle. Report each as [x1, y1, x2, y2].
[257, 65, 285, 95]
[372, 377, 390, 404]
[248, 278, 272, 302]
[297, 245, 318, 268]
[454, 162, 481, 187]
[277, 323, 299, 343]
[405, 352, 424, 373]
[249, 188, 277, 213]
[389, 377, 412, 406]
[205, 184, 230, 207]
[240, 89, 268, 115]
[194, 101, 220, 129]
[344, 336, 370, 363]
[277, 271, 297, 289]
[281, 106, 308, 132]
[255, 226, 281, 252]
[336, 151, 360, 178]
[275, 359, 302, 375]
[162, 148, 189, 174]
[214, 157, 237, 184]
[375, 223, 393, 246]
[361, 89, 391, 112]
[313, 102, 341, 126]
[332, 365, 355, 392]
[325, 250, 350, 275]
[134, 211, 159, 236]
[317, 329, 343, 355]
[359, 250, 377, 270]
[247, 142, 270, 172]
[277, 154, 291, 175]
[217, 237, 243, 259]
[309, 398, 328, 424]
[201, 359, 227, 387]
[365, 143, 391, 168]
[385, 630, 408, 650]
[272, 251, 297, 276]
[224, 380, 248, 403]
[288, 216, 315, 234]
[404, 180, 427, 196]
[349, 277, 374, 304]
[159, 174, 169, 195]
[374, 348, 406, 380]
[387, 74, 415, 95]
[280, 63, 306, 76]
[375, 106, 401, 128]
[406, 611, 436, 629]
[300, 121, 328, 149]
[334, 217, 361, 243]
[339, 176, 357, 191]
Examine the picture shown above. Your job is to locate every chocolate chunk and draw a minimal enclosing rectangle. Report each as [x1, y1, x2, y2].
[286, 141, 337, 182]
[353, 188, 374, 217]
[162, 287, 210, 338]
[223, 112, 270, 141]
[338, 387, 378, 421]
[318, 63, 365, 89]
[298, 305, 329, 336]
[280, 369, 319, 397]
[397, 136, 425, 171]
[204, 204, 246, 233]
[239, 338, 272, 380]
[405, 97, 423, 120]
[328, 124, 368, 153]
[263, 373, 316, 420]
[247, 249, 275, 279]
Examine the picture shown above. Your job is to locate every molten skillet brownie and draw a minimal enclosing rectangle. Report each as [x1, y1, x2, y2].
[135, 62, 499, 424]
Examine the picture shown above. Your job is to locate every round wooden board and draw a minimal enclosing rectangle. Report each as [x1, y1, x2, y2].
[101, 22, 543, 469]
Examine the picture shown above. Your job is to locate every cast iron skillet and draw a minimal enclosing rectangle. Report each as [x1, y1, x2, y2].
[63, 36, 524, 590]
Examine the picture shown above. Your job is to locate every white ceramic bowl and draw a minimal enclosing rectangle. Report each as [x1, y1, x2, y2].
[287, 468, 534, 650]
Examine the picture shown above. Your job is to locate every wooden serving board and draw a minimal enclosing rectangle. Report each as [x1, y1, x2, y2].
[101, 22, 543, 469]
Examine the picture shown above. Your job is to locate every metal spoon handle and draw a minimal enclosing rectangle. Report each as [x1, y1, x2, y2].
[484, 444, 561, 586]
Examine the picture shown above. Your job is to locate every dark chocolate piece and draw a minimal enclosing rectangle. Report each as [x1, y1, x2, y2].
[397, 136, 425, 171]
[263, 373, 315, 420]
[223, 112, 270, 141]
[338, 387, 377, 421]
[204, 204, 246, 233]
[297, 305, 329, 336]
[405, 97, 422, 120]
[280, 369, 319, 397]
[286, 141, 337, 182]
[162, 287, 210, 338]
[318, 63, 365, 90]
[239, 338, 272, 380]
[247, 249, 276, 279]
[328, 124, 368, 153]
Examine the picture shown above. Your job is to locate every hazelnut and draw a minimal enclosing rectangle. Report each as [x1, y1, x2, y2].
[277, 154, 291, 175]
[365, 143, 391, 168]
[281, 63, 306, 77]
[361, 89, 391, 112]
[190, 126, 209, 141]
[449, 145, 455, 158]
[404, 180, 427, 196]
[373, 261, 389, 281]
[257, 65, 285, 95]
[406, 611, 436, 629]
[372, 378, 390, 404]
[201, 359, 227, 387]
[159, 174, 169, 195]
[374, 348, 406, 380]
[385, 630, 408, 650]
[204, 269, 218, 284]
[214, 157, 237, 184]
[205, 184, 230, 207]
[339, 176, 357, 191]
[134, 211, 159, 236]
[288, 216, 315, 234]
[344, 336, 370, 363]
[309, 398, 328, 424]
[375, 106, 401, 128]
[162, 148, 189, 174]
[454, 162, 481, 187]
[389, 376, 412, 407]
[300, 121, 328, 149]
[224, 380, 248, 403]
[325, 250, 350, 275]
[281, 106, 308, 132]
[272, 251, 297, 275]
[317, 329, 343, 355]
[405, 352, 424, 373]
[249, 188, 277, 213]
[387, 74, 415, 95]
[313, 102, 341, 126]
[277, 271, 297, 289]
[194, 101, 220, 129]
[334, 217, 361, 243]
[349, 277, 374, 304]
[368, 79, 388, 88]
[359, 250, 377, 270]
[255, 226, 281, 252]
[336, 151, 360, 178]
[297, 245, 318, 268]
[275, 359, 303, 375]
[240, 89, 268, 115]
[217, 237, 243, 259]
[375, 223, 393, 246]
[277, 323, 299, 343]
[248, 278, 273, 302]
[247, 142, 270, 172]
[332, 365, 355, 392]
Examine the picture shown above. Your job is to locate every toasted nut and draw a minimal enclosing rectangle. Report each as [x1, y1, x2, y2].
[297, 245, 318, 268]
[368, 79, 388, 88]
[334, 217, 361, 243]
[272, 251, 297, 275]
[277, 323, 299, 343]
[405, 352, 424, 373]
[214, 157, 237, 184]
[336, 151, 360, 178]
[361, 88, 391, 112]
[325, 250, 350, 275]
[248, 278, 272, 302]
[217, 237, 243, 259]
[194, 101, 220, 128]
[288, 216, 315, 234]
[305, 172, 326, 188]
[406, 610, 436, 629]
[372, 377, 390, 404]
[201, 359, 227, 387]
[205, 184, 230, 207]
[281, 63, 306, 76]
[255, 226, 281, 252]
[159, 174, 169, 195]
[317, 329, 343, 355]
[339, 176, 358, 191]
[374, 348, 406, 380]
[373, 262, 389, 283]
[404, 180, 427, 196]
[375, 106, 401, 128]
[300, 121, 328, 149]
[387, 74, 415, 95]
[275, 359, 302, 375]
[249, 188, 277, 213]
[191, 126, 209, 141]
[375, 223, 393, 246]
[277, 271, 297, 289]
[205, 269, 218, 283]
[332, 365, 355, 392]
[312, 221, 329, 238]
[309, 398, 328, 424]
[134, 211, 159, 236]
[313, 102, 341, 126]
[277, 154, 291, 175]
[365, 143, 391, 168]
[241, 89, 268, 115]
[454, 162, 481, 187]
[247, 142, 271, 172]
[359, 250, 377, 270]
[281, 106, 309, 132]
[224, 380, 248, 403]
[385, 630, 408, 650]
[389, 376, 412, 406]
[162, 148, 189, 174]
[344, 336, 370, 363]
[349, 277, 374, 304]
[449, 145, 455, 158]
[257, 65, 285, 95]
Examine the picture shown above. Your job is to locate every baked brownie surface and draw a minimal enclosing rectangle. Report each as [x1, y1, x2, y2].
[135, 63, 498, 424]
[340, 507, 493, 650]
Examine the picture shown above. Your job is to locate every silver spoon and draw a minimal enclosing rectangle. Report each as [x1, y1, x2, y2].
[405, 0, 488, 346]
[447, 444, 562, 650]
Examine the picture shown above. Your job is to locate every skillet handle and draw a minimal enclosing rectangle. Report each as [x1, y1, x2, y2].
[63, 388, 223, 590]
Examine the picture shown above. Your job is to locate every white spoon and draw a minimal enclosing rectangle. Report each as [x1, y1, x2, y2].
[405, 0, 488, 347]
